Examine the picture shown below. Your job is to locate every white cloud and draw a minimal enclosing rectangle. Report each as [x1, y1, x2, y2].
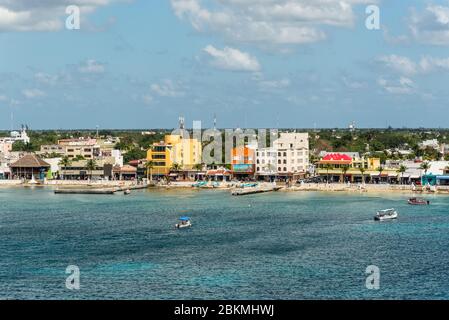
[22, 88, 46, 98]
[409, 4, 449, 45]
[203, 45, 261, 72]
[78, 59, 105, 74]
[342, 76, 366, 89]
[34, 72, 59, 85]
[258, 78, 290, 90]
[0, 1, 118, 32]
[378, 55, 417, 76]
[378, 77, 414, 95]
[142, 94, 154, 105]
[150, 79, 184, 97]
[171, 0, 372, 46]
[419, 56, 449, 73]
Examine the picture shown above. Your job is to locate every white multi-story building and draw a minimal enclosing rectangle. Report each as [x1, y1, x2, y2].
[255, 132, 309, 178]
[273, 132, 309, 175]
[255, 147, 278, 176]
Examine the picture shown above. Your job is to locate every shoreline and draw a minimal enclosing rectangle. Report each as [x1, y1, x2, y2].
[1, 180, 449, 195]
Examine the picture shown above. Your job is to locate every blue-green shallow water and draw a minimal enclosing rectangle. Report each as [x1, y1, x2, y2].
[1, 187, 449, 300]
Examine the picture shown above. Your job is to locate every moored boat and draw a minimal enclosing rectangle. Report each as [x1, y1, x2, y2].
[374, 209, 398, 221]
[124, 189, 131, 195]
[408, 197, 430, 205]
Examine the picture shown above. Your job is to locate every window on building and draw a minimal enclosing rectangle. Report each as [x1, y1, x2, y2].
[283, 159, 287, 164]
[283, 167, 287, 171]
[283, 152, 287, 157]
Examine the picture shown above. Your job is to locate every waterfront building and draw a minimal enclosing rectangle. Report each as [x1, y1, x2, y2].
[146, 133, 202, 179]
[59, 158, 115, 180]
[206, 167, 231, 181]
[10, 154, 50, 180]
[255, 147, 278, 180]
[315, 152, 398, 183]
[147, 141, 173, 177]
[165, 134, 202, 170]
[231, 145, 256, 180]
[112, 165, 137, 180]
[272, 132, 309, 180]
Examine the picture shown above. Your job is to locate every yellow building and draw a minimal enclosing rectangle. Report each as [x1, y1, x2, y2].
[147, 134, 202, 176]
[316, 152, 397, 183]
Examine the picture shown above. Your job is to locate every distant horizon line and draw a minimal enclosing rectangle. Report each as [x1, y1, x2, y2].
[1, 127, 449, 131]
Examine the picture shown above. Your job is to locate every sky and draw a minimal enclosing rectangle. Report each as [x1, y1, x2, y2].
[1, 0, 449, 129]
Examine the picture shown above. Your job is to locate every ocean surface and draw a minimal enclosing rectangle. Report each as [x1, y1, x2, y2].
[1, 187, 449, 300]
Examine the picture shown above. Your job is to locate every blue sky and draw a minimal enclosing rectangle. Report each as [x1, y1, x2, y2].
[1, 0, 449, 129]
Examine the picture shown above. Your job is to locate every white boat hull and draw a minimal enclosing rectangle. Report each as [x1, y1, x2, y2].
[175, 221, 192, 229]
[374, 212, 398, 221]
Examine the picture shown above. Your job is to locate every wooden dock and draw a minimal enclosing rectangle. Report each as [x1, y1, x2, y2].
[54, 189, 115, 194]
[231, 186, 282, 196]
[54, 184, 151, 195]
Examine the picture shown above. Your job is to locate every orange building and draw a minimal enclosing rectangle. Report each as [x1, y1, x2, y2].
[231, 146, 255, 177]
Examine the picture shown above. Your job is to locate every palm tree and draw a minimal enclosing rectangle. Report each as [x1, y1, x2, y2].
[145, 160, 154, 182]
[86, 159, 97, 181]
[171, 162, 181, 172]
[419, 161, 431, 184]
[359, 167, 366, 184]
[193, 163, 203, 181]
[341, 165, 349, 183]
[324, 164, 332, 184]
[376, 166, 384, 183]
[58, 156, 72, 180]
[420, 161, 431, 176]
[398, 165, 407, 185]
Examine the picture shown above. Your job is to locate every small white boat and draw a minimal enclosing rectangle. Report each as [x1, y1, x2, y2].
[175, 216, 192, 229]
[124, 189, 131, 195]
[374, 209, 398, 221]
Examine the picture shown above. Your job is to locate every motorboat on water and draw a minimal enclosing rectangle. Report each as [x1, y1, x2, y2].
[408, 197, 430, 205]
[175, 216, 192, 229]
[124, 189, 131, 195]
[374, 209, 398, 221]
[192, 181, 207, 188]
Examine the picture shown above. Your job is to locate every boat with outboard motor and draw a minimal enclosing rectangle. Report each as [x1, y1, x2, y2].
[374, 209, 398, 221]
[175, 216, 192, 229]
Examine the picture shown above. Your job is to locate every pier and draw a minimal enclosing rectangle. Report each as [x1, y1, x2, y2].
[231, 186, 282, 196]
[54, 183, 152, 195]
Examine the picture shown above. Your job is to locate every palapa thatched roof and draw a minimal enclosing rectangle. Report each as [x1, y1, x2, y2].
[10, 154, 50, 168]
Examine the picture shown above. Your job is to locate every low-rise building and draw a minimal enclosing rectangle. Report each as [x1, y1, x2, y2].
[315, 152, 397, 183]
[10, 154, 50, 180]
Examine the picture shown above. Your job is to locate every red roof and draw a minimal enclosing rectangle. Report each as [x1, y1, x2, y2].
[322, 153, 352, 161]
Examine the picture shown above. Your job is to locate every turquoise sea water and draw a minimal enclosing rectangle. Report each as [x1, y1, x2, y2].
[1, 187, 449, 300]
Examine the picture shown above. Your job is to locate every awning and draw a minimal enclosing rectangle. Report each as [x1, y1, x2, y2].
[437, 176, 449, 180]
[169, 173, 178, 177]
[388, 173, 398, 177]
